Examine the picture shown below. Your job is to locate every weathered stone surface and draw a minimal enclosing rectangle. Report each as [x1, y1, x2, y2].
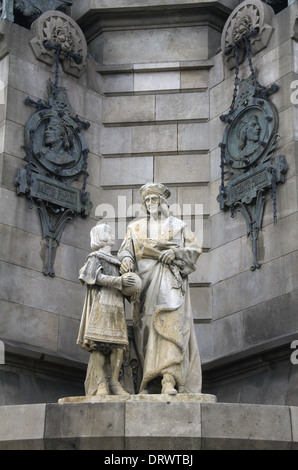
[3, 119, 24, 159]
[178, 122, 209, 152]
[190, 286, 212, 321]
[30, 10, 87, 78]
[103, 95, 155, 124]
[96, 188, 133, 218]
[201, 403, 292, 449]
[132, 124, 177, 154]
[0, 401, 296, 450]
[0, 223, 43, 271]
[134, 71, 180, 92]
[0, 188, 42, 237]
[242, 291, 298, 349]
[59, 393, 216, 403]
[57, 315, 87, 362]
[0, 218, 88, 284]
[177, 185, 210, 215]
[188, 252, 211, 284]
[100, 156, 153, 186]
[204, 344, 298, 407]
[73, 0, 240, 20]
[83, 152, 101, 188]
[0, 261, 84, 320]
[211, 311, 244, 358]
[210, 73, 235, 119]
[0, 404, 46, 450]
[0, 300, 59, 352]
[180, 68, 209, 90]
[101, 27, 210, 65]
[102, 73, 133, 94]
[210, 147, 221, 183]
[195, 322, 214, 362]
[212, 252, 297, 319]
[156, 92, 209, 121]
[125, 400, 202, 450]
[154, 154, 210, 184]
[100, 126, 132, 155]
[45, 402, 125, 450]
[291, 406, 298, 450]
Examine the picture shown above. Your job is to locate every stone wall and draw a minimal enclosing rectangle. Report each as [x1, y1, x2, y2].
[0, 0, 297, 406]
[0, 15, 101, 401]
[73, 0, 298, 405]
[202, 2, 298, 404]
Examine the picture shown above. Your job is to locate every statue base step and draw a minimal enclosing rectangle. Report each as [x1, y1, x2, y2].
[58, 393, 217, 404]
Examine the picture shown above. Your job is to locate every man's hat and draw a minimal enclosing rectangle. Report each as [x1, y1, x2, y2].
[140, 182, 171, 201]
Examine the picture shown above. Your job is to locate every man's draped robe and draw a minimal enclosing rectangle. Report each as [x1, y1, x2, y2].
[118, 216, 202, 393]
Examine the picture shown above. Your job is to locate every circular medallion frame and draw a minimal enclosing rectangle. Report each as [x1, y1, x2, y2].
[25, 109, 87, 179]
[222, 95, 278, 170]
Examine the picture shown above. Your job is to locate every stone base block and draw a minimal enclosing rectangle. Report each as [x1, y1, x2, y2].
[0, 401, 296, 450]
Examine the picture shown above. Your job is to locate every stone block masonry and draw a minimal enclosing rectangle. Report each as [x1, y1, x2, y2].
[0, 401, 296, 450]
[0, 0, 296, 408]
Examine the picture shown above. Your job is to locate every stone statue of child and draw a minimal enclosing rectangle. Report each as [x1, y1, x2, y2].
[76, 223, 137, 396]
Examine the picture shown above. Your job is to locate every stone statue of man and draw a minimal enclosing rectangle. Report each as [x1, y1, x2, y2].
[118, 183, 203, 396]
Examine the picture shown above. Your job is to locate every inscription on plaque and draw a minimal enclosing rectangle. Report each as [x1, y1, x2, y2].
[228, 166, 271, 205]
[36, 180, 77, 209]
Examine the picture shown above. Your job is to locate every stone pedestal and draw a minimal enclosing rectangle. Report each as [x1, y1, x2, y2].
[0, 401, 296, 450]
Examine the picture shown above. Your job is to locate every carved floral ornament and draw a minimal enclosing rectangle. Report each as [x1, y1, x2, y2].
[30, 10, 87, 77]
[221, 0, 274, 69]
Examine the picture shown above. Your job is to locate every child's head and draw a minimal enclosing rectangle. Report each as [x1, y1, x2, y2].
[90, 223, 115, 250]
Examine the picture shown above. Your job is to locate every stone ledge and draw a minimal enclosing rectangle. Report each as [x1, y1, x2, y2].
[0, 401, 296, 450]
[98, 60, 214, 75]
[58, 393, 217, 404]
[73, 0, 237, 21]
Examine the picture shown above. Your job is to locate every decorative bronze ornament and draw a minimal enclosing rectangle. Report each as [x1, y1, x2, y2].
[14, 46, 92, 276]
[222, 78, 278, 171]
[0, 0, 72, 24]
[24, 81, 88, 181]
[217, 26, 288, 270]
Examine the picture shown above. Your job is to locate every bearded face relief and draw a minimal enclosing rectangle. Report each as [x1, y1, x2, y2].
[42, 117, 76, 166]
[238, 115, 261, 160]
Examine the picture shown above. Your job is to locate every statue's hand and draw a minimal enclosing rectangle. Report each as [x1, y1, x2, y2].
[120, 257, 135, 274]
[159, 249, 175, 265]
[122, 274, 136, 287]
